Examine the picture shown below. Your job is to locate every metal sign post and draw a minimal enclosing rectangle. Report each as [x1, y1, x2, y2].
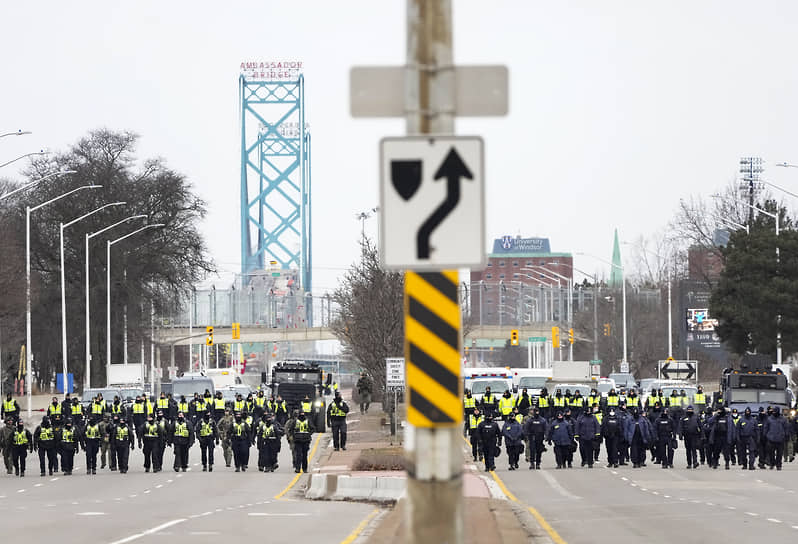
[351, 1, 507, 541]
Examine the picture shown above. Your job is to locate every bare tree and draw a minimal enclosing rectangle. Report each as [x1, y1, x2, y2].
[330, 237, 404, 394]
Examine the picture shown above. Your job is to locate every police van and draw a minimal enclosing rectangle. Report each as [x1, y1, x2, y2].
[464, 368, 513, 402]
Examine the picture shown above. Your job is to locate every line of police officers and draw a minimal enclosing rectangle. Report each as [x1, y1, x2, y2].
[464, 386, 797, 472]
[0, 389, 350, 477]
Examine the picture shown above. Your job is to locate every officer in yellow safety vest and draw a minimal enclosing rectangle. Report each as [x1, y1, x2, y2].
[626, 390, 640, 409]
[177, 396, 190, 417]
[253, 390, 267, 420]
[82, 417, 101, 475]
[499, 390, 515, 421]
[195, 412, 219, 471]
[91, 395, 105, 416]
[11, 422, 32, 477]
[605, 389, 620, 414]
[213, 392, 227, 421]
[468, 408, 484, 461]
[538, 389, 550, 419]
[693, 387, 707, 413]
[552, 389, 567, 414]
[157, 393, 170, 414]
[58, 420, 78, 475]
[2, 394, 20, 422]
[233, 394, 247, 415]
[47, 397, 62, 418]
[301, 395, 313, 415]
[170, 413, 194, 472]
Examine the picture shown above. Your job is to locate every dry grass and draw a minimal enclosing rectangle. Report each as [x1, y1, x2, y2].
[352, 446, 406, 471]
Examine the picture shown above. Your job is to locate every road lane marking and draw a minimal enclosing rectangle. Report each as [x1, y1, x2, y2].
[490, 471, 567, 544]
[727, 506, 736, 510]
[17, 489, 25, 493]
[107, 519, 187, 544]
[338, 508, 380, 544]
[274, 434, 322, 500]
[34, 484, 43, 487]
[539, 470, 581, 500]
[664, 495, 671, 499]
[248, 513, 311, 516]
[768, 519, 782, 523]
[621, 477, 628, 481]
[77, 512, 106, 516]
[155, 484, 163, 489]
[50, 478, 58, 481]
[746, 512, 759, 517]
[705, 502, 713, 506]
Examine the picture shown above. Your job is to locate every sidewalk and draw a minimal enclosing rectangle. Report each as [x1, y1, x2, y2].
[305, 402, 546, 543]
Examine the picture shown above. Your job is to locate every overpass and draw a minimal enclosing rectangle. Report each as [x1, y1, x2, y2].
[157, 325, 337, 346]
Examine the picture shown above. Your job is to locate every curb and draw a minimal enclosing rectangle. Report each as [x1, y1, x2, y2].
[305, 473, 406, 503]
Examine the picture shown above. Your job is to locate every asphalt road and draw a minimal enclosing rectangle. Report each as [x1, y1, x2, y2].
[492, 452, 798, 544]
[0, 435, 375, 544]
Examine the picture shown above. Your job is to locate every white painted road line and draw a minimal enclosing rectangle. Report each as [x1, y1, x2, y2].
[247, 513, 311, 517]
[768, 519, 782, 524]
[108, 518, 187, 544]
[77, 512, 106, 516]
[746, 512, 759, 517]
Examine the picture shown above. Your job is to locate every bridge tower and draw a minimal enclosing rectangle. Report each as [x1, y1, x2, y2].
[239, 67, 311, 291]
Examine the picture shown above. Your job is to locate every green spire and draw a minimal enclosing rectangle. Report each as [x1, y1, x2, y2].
[610, 228, 623, 288]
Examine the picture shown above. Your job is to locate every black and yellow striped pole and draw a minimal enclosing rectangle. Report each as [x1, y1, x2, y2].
[404, 3, 461, 542]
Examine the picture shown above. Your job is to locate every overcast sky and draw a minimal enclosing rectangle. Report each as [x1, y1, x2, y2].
[2, 1, 798, 293]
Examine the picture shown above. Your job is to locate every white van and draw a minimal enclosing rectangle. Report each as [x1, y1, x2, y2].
[464, 368, 513, 402]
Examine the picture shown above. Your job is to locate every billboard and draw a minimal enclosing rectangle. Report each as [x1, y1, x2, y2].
[680, 280, 725, 357]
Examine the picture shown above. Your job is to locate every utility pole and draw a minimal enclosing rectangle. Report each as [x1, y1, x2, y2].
[404, 2, 461, 543]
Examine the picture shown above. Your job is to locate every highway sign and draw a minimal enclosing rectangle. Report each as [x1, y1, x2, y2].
[405, 271, 462, 427]
[380, 137, 484, 270]
[386, 357, 406, 389]
[350, 65, 508, 118]
[619, 362, 629, 373]
[528, 336, 547, 343]
[658, 360, 698, 381]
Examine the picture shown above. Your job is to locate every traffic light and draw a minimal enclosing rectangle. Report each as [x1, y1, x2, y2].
[232, 322, 241, 340]
[552, 326, 560, 348]
[510, 329, 519, 346]
[603, 323, 611, 336]
[568, 328, 574, 345]
[206, 326, 214, 346]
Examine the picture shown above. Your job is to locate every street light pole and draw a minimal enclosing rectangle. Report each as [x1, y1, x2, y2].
[84, 215, 145, 389]
[0, 170, 76, 202]
[0, 130, 32, 139]
[578, 252, 627, 364]
[26, 184, 100, 416]
[0, 150, 47, 169]
[60, 202, 126, 397]
[106, 224, 164, 386]
[524, 266, 573, 361]
[622, 242, 673, 359]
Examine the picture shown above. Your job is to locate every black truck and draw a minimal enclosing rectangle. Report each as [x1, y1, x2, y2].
[266, 361, 331, 432]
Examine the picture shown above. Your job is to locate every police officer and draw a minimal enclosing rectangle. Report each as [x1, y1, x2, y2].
[736, 407, 758, 470]
[468, 408, 484, 462]
[501, 411, 523, 470]
[480, 387, 498, 419]
[679, 406, 701, 469]
[91, 395, 106, 419]
[177, 396, 190, 420]
[113, 418, 134, 474]
[58, 420, 79, 475]
[155, 410, 169, 470]
[301, 395, 313, 416]
[2, 393, 20, 423]
[498, 390, 514, 422]
[253, 390, 267, 421]
[99, 413, 113, 470]
[763, 407, 791, 470]
[233, 393, 247, 416]
[327, 391, 350, 451]
[524, 408, 547, 469]
[82, 416, 101, 475]
[170, 412, 194, 472]
[69, 397, 84, 430]
[477, 413, 501, 472]
[212, 391, 227, 421]
[575, 407, 599, 468]
[654, 409, 675, 469]
[142, 416, 163, 473]
[131, 396, 147, 446]
[231, 412, 252, 472]
[272, 395, 289, 426]
[547, 412, 574, 469]
[195, 411, 219, 472]
[217, 408, 234, 467]
[709, 407, 736, 469]
[257, 414, 283, 472]
[463, 389, 476, 435]
[601, 409, 621, 468]
[10, 421, 32, 477]
[291, 410, 313, 473]
[625, 408, 652, 468]
[34, 416, 59, 476]
[0, 418, 14, 473]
